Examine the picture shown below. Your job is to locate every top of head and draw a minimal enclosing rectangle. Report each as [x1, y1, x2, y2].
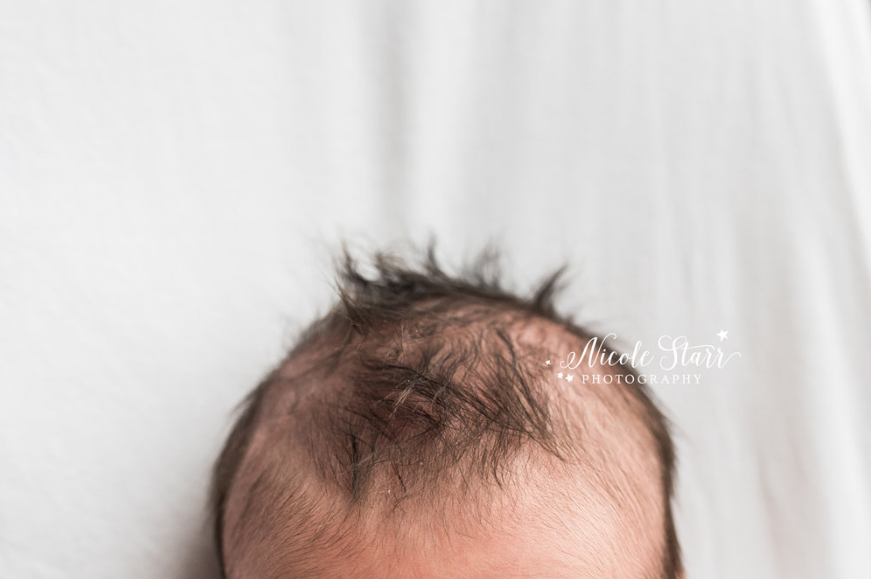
[212, 247, 681, 579]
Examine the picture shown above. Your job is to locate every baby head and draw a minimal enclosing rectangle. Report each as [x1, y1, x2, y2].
[212, 250, 681, 578]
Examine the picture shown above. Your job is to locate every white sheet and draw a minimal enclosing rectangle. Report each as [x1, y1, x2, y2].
[2, 2, 870, 577]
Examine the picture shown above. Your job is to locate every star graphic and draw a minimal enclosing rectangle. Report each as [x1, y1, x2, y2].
[557, 372, 564, 379]
[717, 330, 729, 342]
[545, 360, 551, 366]
[566, 374, 574, 382]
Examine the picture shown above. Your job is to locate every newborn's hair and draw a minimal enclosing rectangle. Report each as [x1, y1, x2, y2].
[211, 248, 681, 578]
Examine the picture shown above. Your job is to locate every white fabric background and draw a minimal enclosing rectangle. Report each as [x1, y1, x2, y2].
[2, 2, 870, 578]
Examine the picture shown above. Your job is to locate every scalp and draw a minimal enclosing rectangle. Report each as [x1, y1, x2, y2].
[211, 248, 681, 578]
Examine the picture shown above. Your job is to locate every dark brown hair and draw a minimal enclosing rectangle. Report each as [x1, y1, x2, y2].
[211, 246, 681, 578]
